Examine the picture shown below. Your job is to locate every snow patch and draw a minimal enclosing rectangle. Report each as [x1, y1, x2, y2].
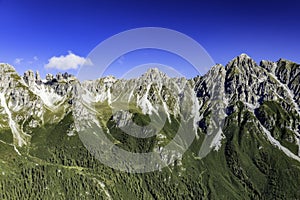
[258, 120, 300, 162]
[0, 93, 26, 147]
[295, 135, 300, 157]
[210, 128, 225, 151]
[244, 102, 259, 110]
[30, 84, 64, 109]
[107, 87, 112, 105]
[137, 84, 158, 115]
[162, 101, 171, 123]
[268, 72, 300, 115]
[191, 92, 201, 139]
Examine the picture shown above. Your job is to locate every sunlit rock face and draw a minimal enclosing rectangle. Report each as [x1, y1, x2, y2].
[0, 55, 300, 199]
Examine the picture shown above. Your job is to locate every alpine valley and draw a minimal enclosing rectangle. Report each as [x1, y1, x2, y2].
[0, 54, 300, 199]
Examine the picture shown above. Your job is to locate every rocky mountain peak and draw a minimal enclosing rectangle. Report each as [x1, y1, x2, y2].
[0, 63, 17, 74]
[45, 73, 53, 81]
[102, 75, 116, 83]
[226, 53, 257, 72]
[23, 70, 35, 86]
[206, 64, 226, 77]
[260, 60, 276, 73]
[0, 63, 20, 92]
[35, 71, 42, 84]
[239, 53, 251, 58]
[140, 67, 168, 83]
[277, 58, 293, 64]
[23, 70, 45, 85]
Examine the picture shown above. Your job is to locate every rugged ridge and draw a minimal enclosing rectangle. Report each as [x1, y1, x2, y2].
[0, 54, 300, 199]
[1, 54, 300, 161]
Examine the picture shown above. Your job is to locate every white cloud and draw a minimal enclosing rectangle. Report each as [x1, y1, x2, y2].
[14, 58, 23, 64]
[28, 56, 39, 64]
[44, 51, 92, 70]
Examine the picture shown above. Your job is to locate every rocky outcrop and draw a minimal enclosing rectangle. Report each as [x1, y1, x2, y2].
[0, 55, 300, 160]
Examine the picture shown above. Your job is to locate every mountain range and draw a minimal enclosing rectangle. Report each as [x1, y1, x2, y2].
[0, 54, 300, 199]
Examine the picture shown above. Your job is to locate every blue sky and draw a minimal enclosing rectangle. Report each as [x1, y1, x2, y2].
[0, 0, 300, 79]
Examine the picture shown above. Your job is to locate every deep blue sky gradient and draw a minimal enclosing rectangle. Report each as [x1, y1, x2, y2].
[0, 0, 299, 78]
